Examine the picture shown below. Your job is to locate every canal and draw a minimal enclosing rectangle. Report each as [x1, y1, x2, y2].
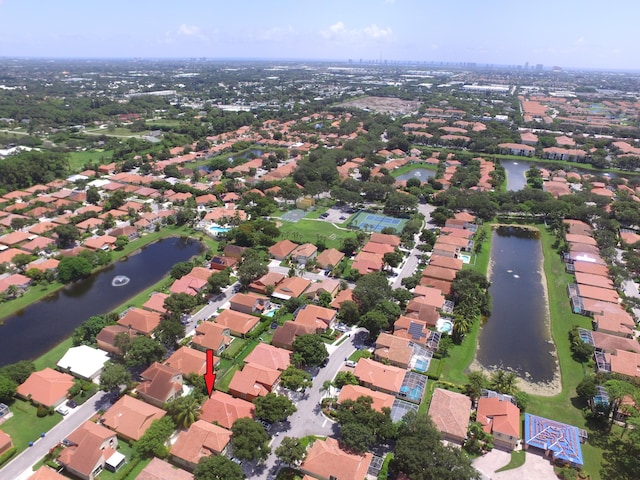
[0, 237, 202, 366]
[476, 226, 557, 383]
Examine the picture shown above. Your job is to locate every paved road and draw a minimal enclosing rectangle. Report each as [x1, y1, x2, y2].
[1, 392, 111, 480]
[392, 202, 435, 289]
[184, 281, 240, 336]
[245, 329, 366, 480]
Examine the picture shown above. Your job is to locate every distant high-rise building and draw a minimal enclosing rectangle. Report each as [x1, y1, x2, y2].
[535, 64, 544, 71]
[525, 62, 529, 70]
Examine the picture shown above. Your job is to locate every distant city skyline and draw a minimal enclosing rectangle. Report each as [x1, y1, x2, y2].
[0, 0, 638, 72]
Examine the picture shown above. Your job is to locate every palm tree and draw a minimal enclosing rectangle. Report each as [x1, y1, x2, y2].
[169, 395, 201, 429]
[490, 369, 518, 395]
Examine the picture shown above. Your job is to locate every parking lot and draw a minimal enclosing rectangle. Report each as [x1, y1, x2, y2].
[318, 207, 352, 224]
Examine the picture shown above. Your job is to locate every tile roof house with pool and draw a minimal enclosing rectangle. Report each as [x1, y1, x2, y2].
[214, 309, 260, 337]
[353, 358, 405, 396]
[338, 384, 395, 413]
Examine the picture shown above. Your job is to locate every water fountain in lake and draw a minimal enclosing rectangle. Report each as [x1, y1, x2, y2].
[111, 275, 130, 287]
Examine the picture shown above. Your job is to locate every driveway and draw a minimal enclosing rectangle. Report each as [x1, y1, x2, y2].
[245, 329, 364, 479]
[2, 392, 112, 480]
[472, 449, 557, 480]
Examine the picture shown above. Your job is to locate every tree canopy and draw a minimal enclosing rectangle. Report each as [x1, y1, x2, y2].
[231, 417, 271, 463]
[253, 393, 297, 423]
[292, 334, 328, 367]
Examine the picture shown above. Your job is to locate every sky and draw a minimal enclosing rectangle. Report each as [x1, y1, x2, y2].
[0, 0, 637, 71]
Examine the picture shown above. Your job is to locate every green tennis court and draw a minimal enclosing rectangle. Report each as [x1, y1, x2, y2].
[348, 211, 407, 233]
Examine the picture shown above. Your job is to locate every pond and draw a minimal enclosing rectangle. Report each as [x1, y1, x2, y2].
[476, 226, 557, 383]
[501, 159, 619, 191]
[0, 237, 202, 366]
[395, 168, 435, 183]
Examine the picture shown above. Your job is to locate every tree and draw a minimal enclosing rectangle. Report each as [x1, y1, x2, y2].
[341, 237, 360, 256]
[392, 411, 480, 480]
[0, 375, 17, 404]
[57, 255, 93, 283]
[359, 310, 389, 339]
[333, 371, 359, 389]
[292, 334, 328, 367]
[274, 436, 307, 466]
[154, 318, 185, 349]
[166, 394, 201, 429]
[99, 362, 131, 392]
[465, 371, 487, 403]
[86, 185, 101, 205]
[134, 416, 175, 458]
[253, 393, 297, 423]
[279, 366, 313, 392]
[237, 249, 269, 289]
[353, 272, 393, 314]
[72, 314, 113, 346]
[337, 300, 360, 326]
[489, 369, 518, 395]
[207, 270, 230, 295]
[12, 253, 35, 269]
[0, 360, 35, 384]
[124, 336, 166, 368]
[231, 417, 271, 463]
[114, 235, 129, 250]
[194, 455, 245, 480]
[335, 396, 396, 454]
[383, 251, 403, 268]
[163, 292, 199, 316]
[170, 261, 194, 279]
[54, 224, 81, 248]
[576, 375, 598, 403]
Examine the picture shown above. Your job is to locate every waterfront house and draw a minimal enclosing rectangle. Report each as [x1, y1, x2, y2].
[16, 368, 75, 408]
[428, 388, 472, 444]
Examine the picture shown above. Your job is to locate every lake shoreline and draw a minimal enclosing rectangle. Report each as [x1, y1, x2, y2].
[472, 224, 562, 397]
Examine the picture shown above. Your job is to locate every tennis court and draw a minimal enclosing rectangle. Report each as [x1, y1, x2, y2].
[348, 210, 407, 233]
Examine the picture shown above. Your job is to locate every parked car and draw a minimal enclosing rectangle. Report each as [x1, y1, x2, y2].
[56, 406, 69, 416]
[258, 420, 272, 431]
[345, 360, 357, 368]
[66, 399, 78, 408]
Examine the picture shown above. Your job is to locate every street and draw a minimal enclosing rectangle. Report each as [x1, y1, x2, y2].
[2, 392, 111, 480]
[244, 329, 365, 480]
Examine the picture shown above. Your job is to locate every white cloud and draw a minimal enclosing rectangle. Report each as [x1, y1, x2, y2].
[321, 21, 392, 42]
[178, 24, 202, 37]
[575, 36, 585, 46]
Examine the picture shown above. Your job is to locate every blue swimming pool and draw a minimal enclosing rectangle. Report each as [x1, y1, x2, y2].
[208, 224, 230, 236]
[414, 359, 429, 372]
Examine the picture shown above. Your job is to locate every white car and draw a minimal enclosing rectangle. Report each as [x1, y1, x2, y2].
[345, 360, 357, 368]
[56, 406, 70, 416]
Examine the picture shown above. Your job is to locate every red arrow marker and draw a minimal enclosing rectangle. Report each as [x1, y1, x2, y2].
[204, 349, 216, 398]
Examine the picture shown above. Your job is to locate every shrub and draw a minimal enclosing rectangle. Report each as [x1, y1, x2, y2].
[36, 404, 48, 417]
[0, 447, 17, 466]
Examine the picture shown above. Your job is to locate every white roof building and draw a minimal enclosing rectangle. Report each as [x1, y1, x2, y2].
[56, 345, 110, 380]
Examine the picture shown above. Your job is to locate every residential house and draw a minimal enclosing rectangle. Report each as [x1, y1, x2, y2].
[404, 302, 439, 327]
[249, 271, 285, 294]
[228, 363, 281, 401]
[374, 333, 413, 369]
[330, 288, 355, 310]
[170, 420, 232, 471]
[290, 243, 318, 265]
[268, 239, 298, 260]
[101, 395, 166, 442]
[16, 368, 75, 407]
[83, 235, 117, 251]
[214, 309, 260, 337]
[315, 248, 345, 270]
[271, 321, 316, 350]
[338, 385, 395, 414]
[477, 396, 521, 450]
[429, 255, 463, 271]
[369, 232, 401, 247]
[191, 322, 231, 355]
[96, 325, 136, 356]
[299, 437, 373, 480]
[272, 277, 311, 300]
[412, 285, 446, 311]
[244, 343, 291, 371]
[169, 275, 207, 296]
[164, 347, 208, 376]
[136, 362, 183, 408]
[604, 349, 640, 378]
[352, 358, 404, 396]
[294, 304, 337, 333]
[199, 391, 255, 429]
[0, 430, 12, 456]
[498, 143, 535, 156]
[142, 292, 169, 314]
[303, 279, 340, 301]
[229, 293, 270, 315]
[56, 345, 110, 381]
[28, 467, 68, 480]
[593, 307, 635, 338]
[117, 307, 162, 336]
[428, 388, 472, 443]
[58, 421, 120, 480]
[136, 458, 193, 480]
[352, 251, 384, 275]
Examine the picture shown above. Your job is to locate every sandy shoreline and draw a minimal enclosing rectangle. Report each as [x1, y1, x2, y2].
[471, 226, 563, 397]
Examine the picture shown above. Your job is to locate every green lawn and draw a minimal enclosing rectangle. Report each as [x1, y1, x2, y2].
[495, 450, 526, 473]
[68, 149, 113, 171]
[390, 162, 438, 177]
[277, 219, 357, 250]
[1, 400, 62, 453]
[34, 338, 73, 370]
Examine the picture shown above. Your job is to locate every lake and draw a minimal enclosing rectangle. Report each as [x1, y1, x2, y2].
[476, 226, 557, 383]
[0, 237, 202, 366]
[396, 168, 435, 182]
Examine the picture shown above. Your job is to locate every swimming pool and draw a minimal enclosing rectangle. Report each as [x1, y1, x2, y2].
[208, 224, 230, 236]
[436, 318, 453, 334]
[414, 358, 429, 372]
[460, 253, 471, 264]
[263, 308, 280, 318]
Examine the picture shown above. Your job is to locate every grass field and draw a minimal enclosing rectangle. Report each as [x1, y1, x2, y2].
[390, 162, 438, 177]
[1, 400, 62, 454]
[277, 218, 357, 250]
[68, 149, 113, 171]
